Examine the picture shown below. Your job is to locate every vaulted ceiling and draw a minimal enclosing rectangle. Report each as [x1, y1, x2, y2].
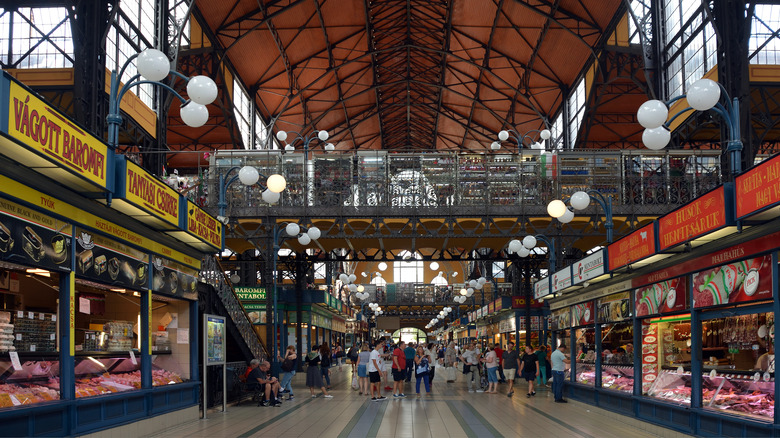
[171, 0, 641, 154]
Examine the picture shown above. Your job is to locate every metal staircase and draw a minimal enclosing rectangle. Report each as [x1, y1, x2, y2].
[199, 255, 267, 361]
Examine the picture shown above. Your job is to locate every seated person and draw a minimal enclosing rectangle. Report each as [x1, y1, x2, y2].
[246, 359, 281, 406]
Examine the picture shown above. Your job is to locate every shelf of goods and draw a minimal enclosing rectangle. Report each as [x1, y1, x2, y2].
[647, 369, 774, 421]
[575, 363, 596, 386]
[601, 365, 634, 393]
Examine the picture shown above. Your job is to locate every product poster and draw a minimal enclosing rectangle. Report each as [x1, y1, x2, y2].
[151, 256, 198, 299]
[572, 301, 595, 326]
[205, 315, 225, 365]
[0, 198, 72, 271]
[635, 277, 688, 317]
[641, 322, 659, 394]
[551, 308, 571, 330]
[692, 254, 773, 308]
[597, 292, 631, 323]
[74, 228, 149, 291]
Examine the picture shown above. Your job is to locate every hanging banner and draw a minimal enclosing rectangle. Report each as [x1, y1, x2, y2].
[597, 292, 631, 323]
[74, 228, 149, 290]
[634, 277, 688, 317]
[735, 153, 780, 219]
[572, 249, 605, 285]
[608, 223, 656, 270]
[692, 254, 773, 308]
[540, 152, 557, 179]
[658, 186, 728, 251]
[0, 197, 72, 271]
[551, 308, 570, 330]
[572, 301, 595, 326]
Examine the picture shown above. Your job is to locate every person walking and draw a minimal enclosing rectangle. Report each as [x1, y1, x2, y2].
[391, 340, 407, 398]
[445, 341, 458, 382]
[551, 344, 571, 403]
[502, 341, 520, 397]
[494, 343, 506, 383]
[518, 345, 539, 398]
[535, 345, 548, 388]
[404, 342, 416, 382]
[305, 345, 332, 398]
[425, 343, 437, 387]
[460, 343, 480, 392]
[414, 345, 431, 398]
[278, 345, 297, 400]
[334, 341, 345, 371]
[347, 343, 359, 374]
[319, 343, 332, 389]
[356, 343, 371, 396]
[483, 345, 499, 393]
[369, 339, 387, 401]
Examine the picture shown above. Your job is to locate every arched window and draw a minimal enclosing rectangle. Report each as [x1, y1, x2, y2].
[394, 251, 423, 283]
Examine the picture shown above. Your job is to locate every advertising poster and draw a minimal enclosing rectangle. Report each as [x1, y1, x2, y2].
[692, 254, 773, 308]
[74, 228, 149, 290]
[151, 256, 198, 299]
[641, 322, 659, 393]
[635, 277, 688, 317]
[551, 308, 571, 331]
[206, 315, 225, 365]
[597, 292, 631, 323]
[0, 198, 72, 271]
[572, 301, 595, 326]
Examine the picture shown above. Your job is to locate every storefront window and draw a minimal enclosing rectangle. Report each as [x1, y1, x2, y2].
[150, 295, 190, 386]
[644, 319, 691, 400]
[601, 322, 634, 393]
[574, 327, 596, 386]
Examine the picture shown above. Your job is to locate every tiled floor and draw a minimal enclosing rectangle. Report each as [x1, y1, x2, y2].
[147, 366, 691, 438]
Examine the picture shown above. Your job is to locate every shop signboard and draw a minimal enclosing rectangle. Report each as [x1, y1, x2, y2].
[692, 254, 773, 308]
[488, 302, 495, 314]
[551, 308, 571, 330]
[287, 311, 310, 325]
[205, 314, 226, 365]
[533, 276, 550, 299]
[1, 74, 111, 192]
[151, 255, 198, 300]
[180, 199, 223, 251]
[552, 266, 572, 293]
[511, 296, 544, 309]
[0, 197, 72, 271]
[658, 186, 729, 251]
[608, 223, 656, 270]
[114, 157, 181, 229]
[74, 228, 149, 290]
[235, 287, 266, 301]
[597, 292, 631, 323]
[572, 249, 605, 285]
[572, 301, 595, 326]
[634, 277, 688, 317]
[735, 153, 780, 219]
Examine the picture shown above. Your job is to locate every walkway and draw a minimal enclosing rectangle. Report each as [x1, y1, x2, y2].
[149, 367, 691, 438]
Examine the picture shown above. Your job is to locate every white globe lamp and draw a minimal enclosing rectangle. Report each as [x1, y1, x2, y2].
[136, 49, 170, 81]
[687, 78, 721, 111]
[276, 131, 288, 142]
[522, 235, 537, 250]
[186, 75, 218, 105]
[547, 199, 566, 218]
[297, 233, 311, 245]
[180, 102, 208, 128]
[285, 223, 300, 237]
[643, 127, 671, 150]
[498, 130, 509, 141]
[317, 130, 329, 141]
[238, 166, 259, 186]
[261, 189, 280, 204]
[570, 191, 591, 210]
[307, 226, 321, 240]
[540, 129, 551, 140]
[558, 208, 575, 224]
[266, 174, 287, 193]
[637, 100, 669, 129]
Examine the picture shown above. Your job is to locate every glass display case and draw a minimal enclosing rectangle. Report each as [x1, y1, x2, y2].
[0, 356, 60, 407]
[601, 365, 634, 393]
[574, 327, 596, 386]
[575, 362, 596, 385]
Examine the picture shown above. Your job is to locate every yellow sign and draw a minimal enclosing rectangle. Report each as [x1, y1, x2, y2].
[186, 200, 222, 249]
[125, 160, 180, 227]
[69, 273, 75, 356]
[7, 81, 109, 189]
[0, 174, 201, 270]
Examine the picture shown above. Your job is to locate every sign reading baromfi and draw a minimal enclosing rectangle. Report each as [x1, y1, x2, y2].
[7, 81, 108, 188]
[125, 160, 180, 227]
[186, 200, 222, 249]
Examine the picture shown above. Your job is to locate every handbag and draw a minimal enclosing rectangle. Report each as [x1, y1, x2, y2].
[281, 358, 294, 372]
[351, 374, 359, 390]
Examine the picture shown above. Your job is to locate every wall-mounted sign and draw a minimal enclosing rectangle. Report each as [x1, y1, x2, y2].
[551, 308, 570, 330]
[658, 186, 728, 251]
[0, 197, 72, 271]
[74, 228, 149, 290]
[635, 277, 688, 317]
[552, 266, 572, 293]
[534, 277, 550, 299]
[693, 254, 773, 308]
[2, 76, 110, 192]
[114, 157, 180, 229]
[597, 292, 630, 323]
[736, 153, 780, 219]
[572, 301, 595, 326]
[511, 296, 544, 309]
[572, 249, 605, 285]
[177, 199, 223, 251]
[235, 287, 266, 302]
[608, 223, 656, 270]
[151, 256, 198, 300]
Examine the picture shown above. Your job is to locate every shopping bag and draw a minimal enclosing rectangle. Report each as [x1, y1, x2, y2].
[447, 366, 457, 382]
[351, 374, 359, 390]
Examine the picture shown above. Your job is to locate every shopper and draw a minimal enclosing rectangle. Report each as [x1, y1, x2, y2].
[502, 341, 519, 397]
[404, 342, 416, 382]
[493, 343, 505, 383]
[535, 345, 548, 388]
[392, 341, 407, 398]
[347, 343, 359, 374]
[414, 345, 431, 397]
[305, 345, 332, 398]
[484, 344, 499, 393]
[424, 343, 437, 386]
[369, 339, 387, 401]
[356, 343, 371, 395]
[460, 343, 480, 392]
[518, 345, 539, 398]
[334, 341, 345, 371]
[319, 343, 332, 389]
[246, 359, 282, 407]
[445, 341, 458, 382]
[278, 345, 297, 400]
[551, 344, 570, 403]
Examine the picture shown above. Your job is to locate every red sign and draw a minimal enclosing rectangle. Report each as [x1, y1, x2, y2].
[634, 277, 688, 317]
[488, 302, 495, 314]
[641, 322, 658, 393]
[511, 296, 544, 309]
[693, 254, 773, 308]
[658, 187, 726, 251]
[608, 223, 656, 270]
[736, 153, 780, 218]
[572, 301, 594, 326]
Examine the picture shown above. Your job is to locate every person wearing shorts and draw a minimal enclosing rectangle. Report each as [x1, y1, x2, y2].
[391, 341, 407, 398]
[356, 343, 371, 395]
[368, 339, 387, 401]
[502, 341, 519, 397]
[518, 345, 539, 398]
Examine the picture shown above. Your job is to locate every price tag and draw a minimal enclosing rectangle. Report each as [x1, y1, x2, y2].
[129, 350, 137, 365]
[677, 366, 684, 374]
[16, 311, 22, 319]
[709, 369, 717, 378]
[50, 333, 55, 340]
[39, 313, 44, 321]
[753, 372, 761, 382]
[51, 315, 56, 322]
[15, 334, 21, 341]
[28, 312, 34, 319]
[9, 352, 22, 371]
[763, 372, 771, 382]
[29, 345, 36, 352]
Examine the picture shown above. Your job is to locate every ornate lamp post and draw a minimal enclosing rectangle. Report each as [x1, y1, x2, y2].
[491, 127, 552, 151]
[547, 190, 614, 243]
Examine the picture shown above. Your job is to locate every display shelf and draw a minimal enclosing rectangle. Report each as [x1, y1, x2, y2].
[601, 365, 634, 393]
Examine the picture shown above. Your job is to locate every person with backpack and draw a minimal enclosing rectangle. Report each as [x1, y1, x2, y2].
[334, 341, 345, 371]
[319, 343, 332, 389]
[414, 345, 432, 398]
[347, 344, 359, 374]
[278, 345, 297, 400]
[305, 345, 332, 398]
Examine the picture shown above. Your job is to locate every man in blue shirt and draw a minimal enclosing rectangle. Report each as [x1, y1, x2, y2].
[550, 344, 571, 403]
[404, 343, 416, 382]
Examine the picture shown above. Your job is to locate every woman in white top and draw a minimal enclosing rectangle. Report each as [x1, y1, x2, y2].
[425, 343, 437, 385]
[484, 345, 498, 393]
